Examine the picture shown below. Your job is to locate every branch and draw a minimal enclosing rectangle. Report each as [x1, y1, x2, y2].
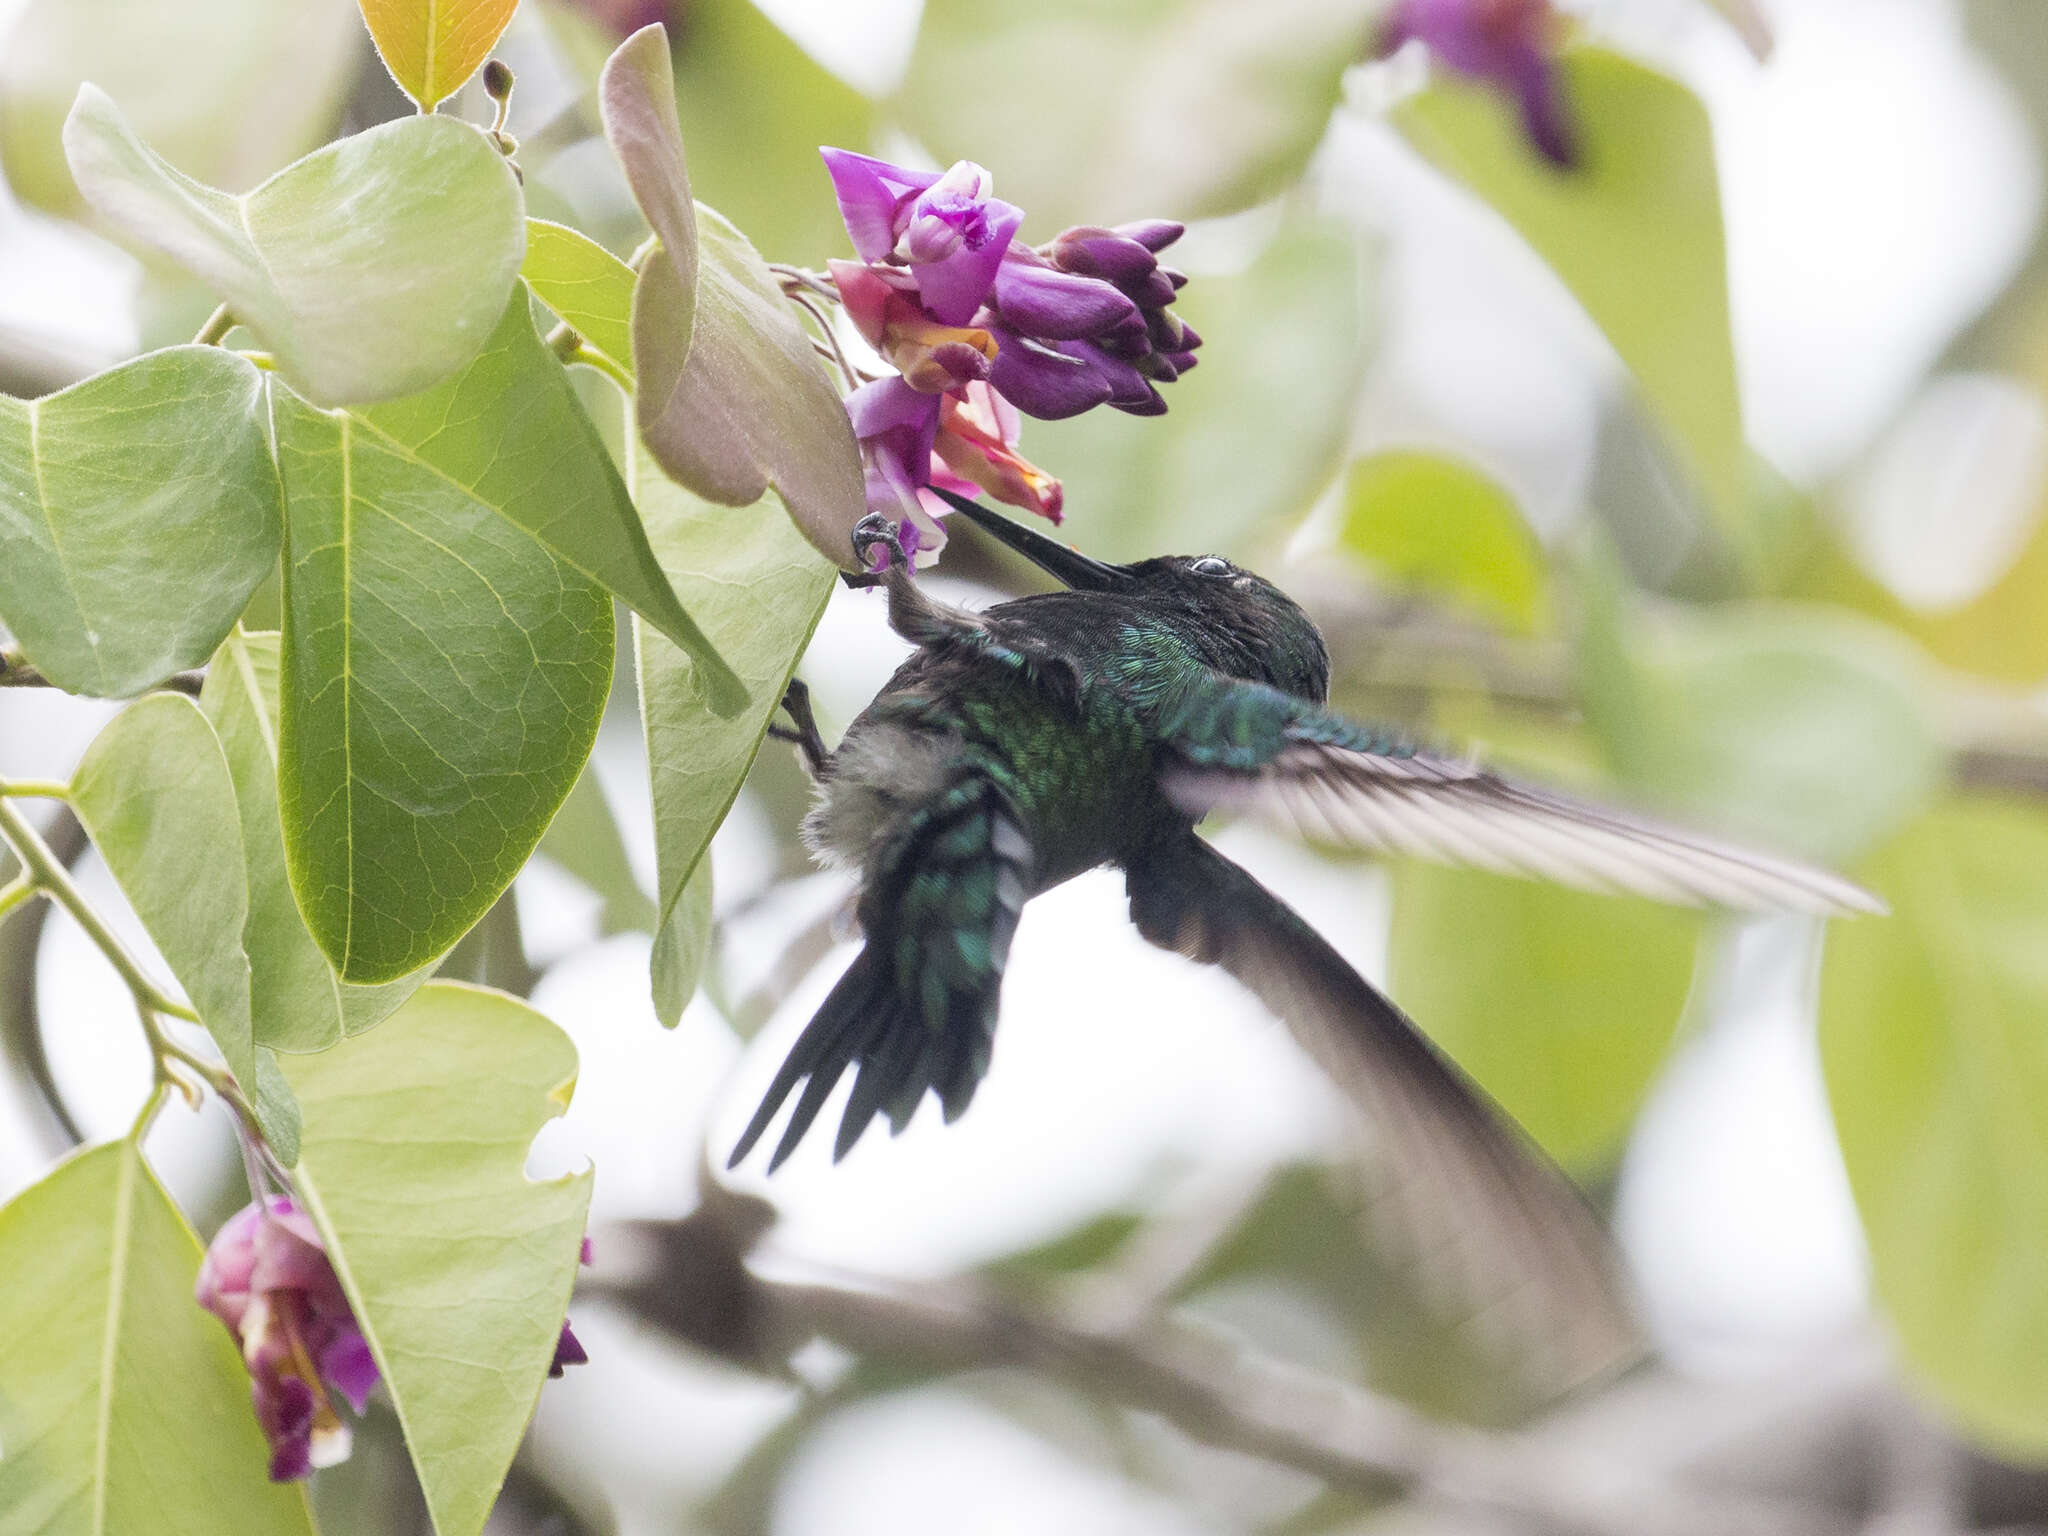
[0, 648, 204, 697]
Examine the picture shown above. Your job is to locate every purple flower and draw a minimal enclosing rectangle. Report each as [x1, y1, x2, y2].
[196, 1197, 376, 1481]
[1380, 0, 1577, 168]
[821, 149, 1023, 325]
[198, 1199, 591, 1481]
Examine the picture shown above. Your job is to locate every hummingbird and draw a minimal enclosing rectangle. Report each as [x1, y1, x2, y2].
[732, 489, 1881, 1385]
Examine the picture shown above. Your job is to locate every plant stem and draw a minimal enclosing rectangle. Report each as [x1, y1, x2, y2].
[0, 779, 68, 800]
[0, 794, 201, 1028]
[570, 345, 633, 393]
[193, 303, 235, 347]
[0, 874, 37, 924]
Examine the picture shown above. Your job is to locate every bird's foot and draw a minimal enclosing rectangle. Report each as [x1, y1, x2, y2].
[766, 677, 829, 777]
[851, 513, 912, 576]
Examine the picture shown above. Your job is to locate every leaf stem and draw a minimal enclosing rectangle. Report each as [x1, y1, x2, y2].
[0, 794, 203, 1031]
[571, 345, 634, 393]
[193, 303, 236, 347]
[0, 779, 69, 800]
[0, 873, 38, 924]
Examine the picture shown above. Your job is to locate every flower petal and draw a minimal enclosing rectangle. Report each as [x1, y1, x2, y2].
[913, 198, 1024, 325]
[986, 329, 1115, 421]
[820, 147, 939, 262]
[992, 255, 1138, 341]
[319, 1326, 381, 1413]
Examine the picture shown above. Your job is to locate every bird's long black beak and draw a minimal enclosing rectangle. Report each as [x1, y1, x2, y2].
[926, 486, 1130, 592]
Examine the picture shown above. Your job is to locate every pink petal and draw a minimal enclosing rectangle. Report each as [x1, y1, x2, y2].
[820, 147, 939, 262]
[914, 199, 1024, 326]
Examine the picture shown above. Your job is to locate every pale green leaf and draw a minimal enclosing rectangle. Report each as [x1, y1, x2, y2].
[1028, 220, 1368, 563]
[0, 347, 278, 698]
[538, 764, 657, 936]
[598, 26, 865, 574]
[282, 982, 592, 1536]
[201, 629, 422, 1055]
[71, 694, 300, 1161]
[668, 0, 875, 265]
[1821, 798, 2048, 1455]
[521, 217, 635, 378]
[64, 86, 524, 406]
[653, 861, 713, 1024]
[1396, 49, 1748, 554]
[274, 322, 617, 983]
[1339, 450, 1548, 633]
[1579, 585, 1943, 867]
[0, 1139, 316, 1535]
[0, 0, 360, 216]
[358, 0, 518, 109]
[633, 442, 834, 1026]
[1389, 865, 1700, 1169]
[900, 0, 1380, 229]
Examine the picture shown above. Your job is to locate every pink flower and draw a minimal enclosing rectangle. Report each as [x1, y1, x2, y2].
[197, 1200, 593, 1481]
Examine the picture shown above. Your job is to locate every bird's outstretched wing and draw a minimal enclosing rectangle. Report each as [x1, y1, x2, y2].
[1126, 834, 1641, 1394]
[1150, 677, 1883, 916]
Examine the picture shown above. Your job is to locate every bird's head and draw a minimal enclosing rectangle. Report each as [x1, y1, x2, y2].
[931, 489, 1331, 705]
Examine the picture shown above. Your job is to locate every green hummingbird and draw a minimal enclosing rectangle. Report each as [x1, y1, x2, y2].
[733, 490, 1880, 1384]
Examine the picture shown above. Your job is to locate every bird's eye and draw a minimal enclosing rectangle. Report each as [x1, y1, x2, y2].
[1190, 556, 1232, 576]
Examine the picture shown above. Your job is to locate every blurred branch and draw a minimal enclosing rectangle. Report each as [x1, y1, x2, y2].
[0, 648, 204, 697]
[752, 1268, 1845, 1536]
[0, 803, 88, 1153]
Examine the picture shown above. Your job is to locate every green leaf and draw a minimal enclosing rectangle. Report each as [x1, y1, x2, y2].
[71, 694, 300, 1161]
[1821, 798, 2048, 1455]
[1389, 865, 1701, 1169]
[598, 25, 865, 574]
[632, 442, 834, 1025]
[281, 982, 592, 1536]
[358, 0, 519, 109]
[201, 629, 422, 1055]
[64, 86, 525, 406]
[1029, 220, 1368, 563]
[274, 316, 620, 984]
[0, 346, 279, 698]
[654, 861, 714, 1022]
[537, 764, 657, 935]
[1579, 585, 1943, 867]
[0, 1139, 317, 1535]
[668, 0, 875, 265]
[522, 217, 636, 378]
[1339, 450, 1548, 633]
[1396, 49, 1748, 555]
[0, 0, 360, 216]
[900, 0, 1379, 229]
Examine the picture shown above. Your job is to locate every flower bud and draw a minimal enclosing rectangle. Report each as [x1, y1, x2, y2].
[482, 60, 514, 102]
[1045, 225, 1159, 284]
[1113, 219, 1186, 253]
[987, 331, 1117, 421]
[990, 255, 1138, 341]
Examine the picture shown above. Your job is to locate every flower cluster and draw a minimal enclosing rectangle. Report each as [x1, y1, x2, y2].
[820, 148, 1199, 566]
[1379, 0, 1578, 169]
[197, 1198, 590, 1481]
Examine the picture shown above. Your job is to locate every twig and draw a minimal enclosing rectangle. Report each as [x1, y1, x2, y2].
[783, 288, 861, 391]
[192, 303, 235, 347]
[0, 647, 204, 696]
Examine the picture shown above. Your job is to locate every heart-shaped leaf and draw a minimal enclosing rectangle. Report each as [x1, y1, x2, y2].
[358, 0, 518, 109]
[598, 25, 864, 568]
[275, 310, 620, 983]
[1389, 865, 1701, 1169]
[0, 346, 278, 698]
[1395, 49, 1749, 559]
[71, 694, 301, 1161]
[1821, 798, 2048, 1455]
[0, 1138, 316, 1535]
[202, 629, 423, 1055]
[632, 443, 834, 1024]
[0, 0, 362, 216]
[521, 217, 635, 380]
[282, 982, 591, 1536]
[65, 85, 524, 406]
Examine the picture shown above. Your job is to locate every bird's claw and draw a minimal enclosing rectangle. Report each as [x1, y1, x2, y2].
[851, 513, 911, 575]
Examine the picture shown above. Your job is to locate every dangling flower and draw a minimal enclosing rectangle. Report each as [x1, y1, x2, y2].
[932, 382, 1064, 523]
[1379, 0, 1578, 169]
[195, 1197, 377, 1481]
[197, 1199, 592, 1481]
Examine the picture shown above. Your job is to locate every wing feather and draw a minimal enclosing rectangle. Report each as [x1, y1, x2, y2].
[1162, 726, 1884, 917]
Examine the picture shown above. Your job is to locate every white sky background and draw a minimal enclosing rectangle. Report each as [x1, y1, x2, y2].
[1, 0, 2040, 1529]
